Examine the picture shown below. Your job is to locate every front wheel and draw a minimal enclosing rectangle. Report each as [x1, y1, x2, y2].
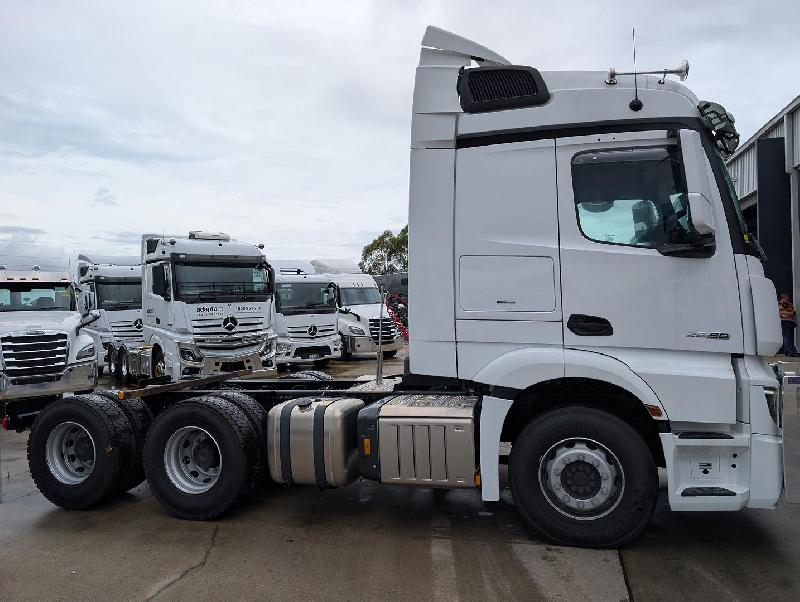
[509, 406, 658, 548]
[382, 350, 398, 359]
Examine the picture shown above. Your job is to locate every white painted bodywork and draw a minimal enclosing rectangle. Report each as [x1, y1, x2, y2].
[408, 27, 785, 510]
[137, 234, 277, 381]
[273, 271, 341, 365]
[77, 257, 143, 369]
[324, 272, 403, 356]
[0, 270, 97, 400]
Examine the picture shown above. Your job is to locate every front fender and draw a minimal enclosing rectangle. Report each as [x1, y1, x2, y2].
[471, 345, 666, 419]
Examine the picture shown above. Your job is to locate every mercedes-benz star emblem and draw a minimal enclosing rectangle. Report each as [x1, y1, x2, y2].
[307, 324, 318, 337]
[133, 318, 143, 330]
[222, 316, 239, 332]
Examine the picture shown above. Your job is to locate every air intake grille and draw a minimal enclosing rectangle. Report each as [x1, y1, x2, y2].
[1, 332, 68, 382]
[368, 318, 397, 345]
[467, 69, 538, 103]
[457, 66, 550, 113]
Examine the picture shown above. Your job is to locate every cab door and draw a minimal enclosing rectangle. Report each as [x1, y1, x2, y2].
[144, 262, 173, 330]
[555, 130, 743, 422]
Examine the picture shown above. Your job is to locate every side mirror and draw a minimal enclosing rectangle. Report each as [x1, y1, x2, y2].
[77, 309, 102, 333]
[687, 192, 716, 235]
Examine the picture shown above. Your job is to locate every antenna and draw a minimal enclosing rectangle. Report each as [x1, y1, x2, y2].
[629, 28, 643, 112]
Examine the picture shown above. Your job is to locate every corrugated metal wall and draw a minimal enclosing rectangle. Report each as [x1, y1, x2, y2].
[766, 121, 785, 139]
[793, 108, 800, 167]
[729, 144, 758, 199]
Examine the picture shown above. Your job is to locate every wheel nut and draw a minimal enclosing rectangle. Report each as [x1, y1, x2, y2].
[602, 473, 609, 480]
[554, 483, 561, 490]
[601, 488, 608, 495]
[578, 454, 585, 461]
[592, 460, 600, 467]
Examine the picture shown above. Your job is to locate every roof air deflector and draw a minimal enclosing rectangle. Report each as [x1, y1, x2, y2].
[422, 26, 510, 66]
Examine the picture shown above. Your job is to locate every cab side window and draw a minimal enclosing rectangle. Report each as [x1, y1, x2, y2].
[572, 146, 693, 249]
[152, 264, 172, 300]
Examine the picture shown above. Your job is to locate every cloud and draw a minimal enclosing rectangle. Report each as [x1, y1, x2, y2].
[93, 187, 118, 206]
[0, 225, 46, 236]
[0, 0, 797, 261]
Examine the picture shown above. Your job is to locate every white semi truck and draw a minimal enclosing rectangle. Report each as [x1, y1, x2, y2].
[76, 255, 143, 377]
[105, 232, 278, 383]
[0, 266, 99, 429]
[21, 27, 795, 548]
[311, 261, 402, 359]
[271, 264, 341, 368]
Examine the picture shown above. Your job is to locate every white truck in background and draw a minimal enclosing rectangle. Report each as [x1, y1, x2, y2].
[106, 231, 278, 383]
[76, 255, 143, 377]
[311, 260, 402, 359]
[270, 261, 341, 369]
[0, 265, 99, 429]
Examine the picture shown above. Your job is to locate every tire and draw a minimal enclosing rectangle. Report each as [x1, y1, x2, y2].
[98, 366, 105, 377]
[313, 359, 330, 368]
[152, 347, 166, 379]
[143, 396, 257, 520]
[207, 391, 269, 489]
[383, 350, 398, 359]
[276, 363, 290, 373]
[27, 395, 134, 510]
[509, 406, 658, 548]
[339, 335, 352, 360]
[88, 392, 153, 492]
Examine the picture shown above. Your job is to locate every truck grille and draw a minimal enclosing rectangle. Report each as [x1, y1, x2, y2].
[191, 317, 267, 352]
[110, 319, 144, 341]
[368, 318, 397, 345]
[286, 324, 336, 341]
[1, 332, 68, 381]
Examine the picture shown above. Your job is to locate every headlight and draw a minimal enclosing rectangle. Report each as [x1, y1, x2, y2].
[179, 345, 203, 363]
[348, 325, 365, 336]
[76, 343, 96, 361]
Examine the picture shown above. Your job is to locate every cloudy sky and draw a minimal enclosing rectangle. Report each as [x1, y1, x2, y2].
[0, 0, 798, 265]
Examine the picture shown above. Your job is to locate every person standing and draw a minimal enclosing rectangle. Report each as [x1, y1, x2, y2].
[779, 293, 797, 357]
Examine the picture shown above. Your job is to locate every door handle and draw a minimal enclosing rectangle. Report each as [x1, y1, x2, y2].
[567, 314, 613, 336]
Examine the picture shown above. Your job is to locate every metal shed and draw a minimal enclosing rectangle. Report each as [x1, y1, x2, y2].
[727, 95, 800, 303]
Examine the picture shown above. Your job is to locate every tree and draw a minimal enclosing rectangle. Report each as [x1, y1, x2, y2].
[359, 225, 408, 275]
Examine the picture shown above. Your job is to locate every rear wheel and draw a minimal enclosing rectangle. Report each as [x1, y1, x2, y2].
[509, 406, 658, 548]
[143, 397, 256, 520]
[28, 395, 133, 509]
[207, 391, 269, 488]
[88, 392, 153, 492]
[313, 359, 330, 368]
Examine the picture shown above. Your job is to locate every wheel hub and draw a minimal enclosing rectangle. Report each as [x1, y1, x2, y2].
[539, 438, 624, 520]
[46, 422, 96, 485]
[164, 426, 222, 494]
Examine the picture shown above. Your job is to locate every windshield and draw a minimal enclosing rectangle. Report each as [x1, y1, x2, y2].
[276, 282, 336, 313]
[173, 262, 271, 302]
[339, 287, 382, 306]
[96, 280, 141, 310]
[0, 283, 75, 312]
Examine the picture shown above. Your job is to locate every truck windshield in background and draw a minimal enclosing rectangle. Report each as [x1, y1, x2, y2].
[172, 262, 270, 303]
[0, 283, 75, 311]
[276, 282, 336, 314]
[96, 280, 141, 310]
[339, 287, 382, 306]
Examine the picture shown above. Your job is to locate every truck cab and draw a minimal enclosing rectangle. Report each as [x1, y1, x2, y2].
[77, 255, 143, 376]
[407, 27, 785, 543]
[272, 265, 341, 368]
[0, 267, 98, 428]
[138, 231, 278, 381]
[325, 272, 402, 359]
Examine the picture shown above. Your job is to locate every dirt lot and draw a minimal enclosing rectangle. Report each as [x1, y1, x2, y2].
[1, 353, 799, 600]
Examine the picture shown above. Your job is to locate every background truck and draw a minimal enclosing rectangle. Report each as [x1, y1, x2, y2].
[76, 254, 143, 377]
[0, 265, 99, 429]
[20, 27, 794, 549]
[105, 231, 278, 383]
[311, 260, 401, 359]
[270, 262, 341, 369]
